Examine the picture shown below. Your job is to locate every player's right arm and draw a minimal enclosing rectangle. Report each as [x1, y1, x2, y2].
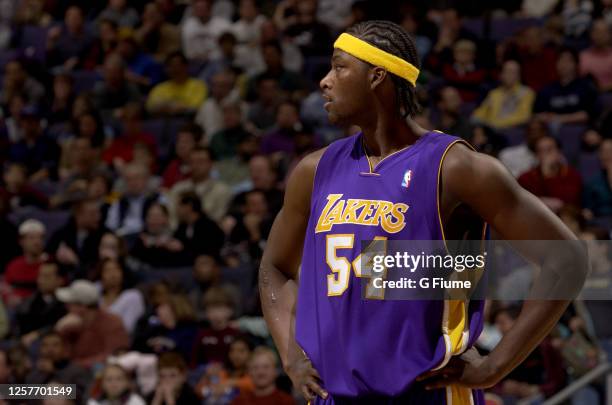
[259, 148, 328, 401]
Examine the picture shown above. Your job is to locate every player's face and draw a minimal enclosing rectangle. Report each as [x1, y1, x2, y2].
[320, 49, 371, 126]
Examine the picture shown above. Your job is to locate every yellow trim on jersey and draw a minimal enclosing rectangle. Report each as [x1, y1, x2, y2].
[447, 385, 475, 405]
[434, 136, 487, 372]
[334, 33, 420, 86]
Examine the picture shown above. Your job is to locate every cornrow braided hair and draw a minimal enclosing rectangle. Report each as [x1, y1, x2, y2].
[346, 20, 422, 118]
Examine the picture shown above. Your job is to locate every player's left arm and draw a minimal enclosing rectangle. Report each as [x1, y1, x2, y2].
[419, 143, 588, 389]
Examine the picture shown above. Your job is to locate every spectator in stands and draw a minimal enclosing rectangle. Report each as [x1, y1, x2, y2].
[505, 26, 559, 92]
[247, 75, 283, 132]
[492, 306, 566, 402]
[583, 138, 612, 218]
[216, 135, 258, 193]
[258, 20, 303, 72]
[246, 41, 305, 101]
[4, 219, 48, 305]
[192, 286, 240, 366]
[95, 258, 144, 335]
[0, 162, 49, 209]
[87, 174, 113, 223]
[135, 2, 181, 63]
[150, 352, 200, 405]
[232, 0, 267, 47]
[261, 101, 304, 156]
[146, 51, 208, 116]
[97, 0, 139, 29]
[92, 54, 142, 120]
[518, 136, 582, 212]
[105, 163, 164, 236]
[83, 18, 119, 70]
[561, 0, 594, 42]
[435, 86, 473, 140]
[226, 337, 255, 395]
[534, 48, 597, 126]
[230, 347, 295, 405]
[0, 60, 45, 106]
[196, 70, 242, 139]
[0, 194, 19, 270]
[170, 147, 232, 223]
[88, 363, 146, 405]
[0, 349, 12, 384]
[102, 103, 157, 169]
[579, 18, 612, 91]
[283, 0, 332, 58]
[9, 105, 61, 181]
[441, 39, 487, 104]
[211, 101, 252, 161]
[47, 198, 107, 278]
[472, 60, 535, 130]
[133, 293, 198, 361]
[15, 261, 66, 343]
[181, 0, 231, 62]
[6, 345, 30, 383]
[66, 112, 108, 149]
[116, 30, 164, 90]
[1, 93, 26, 143]
[228, 189, 272, 261]
[53, 137, 106, 209]
[47, 73, 75, 127]
[499, 117, 549, 178]
[425, 8, 480, 75]
[130, 202, 187, 268]
[46, 6, 93, 70]
[189, 254, 226, 319]
[26, 332, 92, 400]
[162, 127, 200, 191]
[54, 279, 129, 369]
[175, 192, 225, 260]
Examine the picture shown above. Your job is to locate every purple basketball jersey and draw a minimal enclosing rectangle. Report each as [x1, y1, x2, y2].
[295, 131, 486, 404]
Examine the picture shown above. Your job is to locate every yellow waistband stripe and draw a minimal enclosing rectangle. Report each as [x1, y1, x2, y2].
[333, 33, 420, 86]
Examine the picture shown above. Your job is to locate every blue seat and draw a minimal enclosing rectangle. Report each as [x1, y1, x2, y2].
[71, 70, 101, 93]
[578, 152, 601, 181]
[556, 124, 587, 165]
[141, 118, 186, 161]
[462, 18, 485, 39]
[498, 126, 525, 147]
[490, 18, 543, 42]
[8, 207, 70, 243]
[17, 25, 48, 61]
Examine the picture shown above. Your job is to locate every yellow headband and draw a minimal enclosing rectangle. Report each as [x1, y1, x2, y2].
[333, 33, 420, 87]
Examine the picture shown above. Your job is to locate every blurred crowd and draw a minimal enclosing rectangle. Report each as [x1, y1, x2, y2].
[0, 0, 612, 404]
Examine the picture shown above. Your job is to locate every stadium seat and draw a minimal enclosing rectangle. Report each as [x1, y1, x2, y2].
[8, 207, 70, 243]
[141, 118, 186, 161]
[578, 152, 601, 181]
[71, 70, 102, 93]
[498, 126, 525, 147]
[489, 18, 543, 42]
[17, 25, 48, 62]
[462, 18, 485, 39]
[557, 124, 587, 165]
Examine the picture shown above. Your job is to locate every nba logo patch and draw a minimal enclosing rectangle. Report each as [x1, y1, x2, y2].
[401, 169, 412, 188]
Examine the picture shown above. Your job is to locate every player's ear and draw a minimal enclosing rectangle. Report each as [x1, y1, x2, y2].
[369, 67, 387, 90]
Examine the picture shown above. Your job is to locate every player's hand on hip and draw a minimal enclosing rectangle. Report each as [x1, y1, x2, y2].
[416, 347, 498, 390]
[286, 356, 328, 401]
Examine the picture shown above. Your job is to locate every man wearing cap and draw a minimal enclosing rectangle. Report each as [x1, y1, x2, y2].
[54, 279, 129, 369]
[3, 219, 48, 307]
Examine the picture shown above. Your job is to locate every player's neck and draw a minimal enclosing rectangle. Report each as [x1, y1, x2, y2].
[360, 116, 425, 158]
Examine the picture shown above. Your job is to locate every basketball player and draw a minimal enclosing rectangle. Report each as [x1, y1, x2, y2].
[260, 20, 586, 404]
